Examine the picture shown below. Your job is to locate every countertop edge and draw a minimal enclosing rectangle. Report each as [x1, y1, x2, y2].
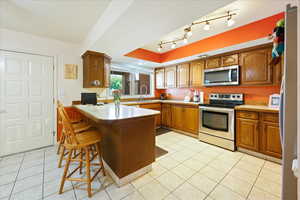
[234, 105, 279, 113]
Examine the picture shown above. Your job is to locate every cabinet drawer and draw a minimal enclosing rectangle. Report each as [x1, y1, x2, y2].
[140, 103, 161, 110]
[262, 113, 279, 123]
[237, 111, 258, 120]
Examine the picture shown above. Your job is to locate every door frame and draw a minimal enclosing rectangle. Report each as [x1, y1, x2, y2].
[0, 49, 58, 155]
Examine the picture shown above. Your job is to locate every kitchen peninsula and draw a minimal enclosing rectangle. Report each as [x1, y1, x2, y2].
[75, 104, 160, 186]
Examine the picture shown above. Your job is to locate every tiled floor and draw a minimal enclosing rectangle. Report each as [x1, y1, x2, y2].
[0, 131, 282, 200]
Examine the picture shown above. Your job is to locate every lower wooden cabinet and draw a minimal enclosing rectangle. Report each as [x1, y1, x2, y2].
[236, 118, 259, 151]
[161, 103, 172, 128]
[236, 110, 281, 158]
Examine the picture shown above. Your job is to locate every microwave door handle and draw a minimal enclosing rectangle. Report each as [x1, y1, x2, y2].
[228, 70, 232, 82]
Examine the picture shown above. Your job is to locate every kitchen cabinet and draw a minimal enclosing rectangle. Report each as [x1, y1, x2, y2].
[161, 103, 172, 128]
[82, 51, 111, 88]
[272, 54, 284, 86]
[165, 66, 177, 88]
[177, 63, 190, 88]
[155, 68, 165, 89]
[221, 54, 238, 66]
[189, 60, 204, 87]
[236, 110, 281, 158]
[236, 118, 260, 152]
[240, 48, 272, 85]
[205, 57, 220, 69]
[170, 104, 199, 135]
[139, 103, 161, 127]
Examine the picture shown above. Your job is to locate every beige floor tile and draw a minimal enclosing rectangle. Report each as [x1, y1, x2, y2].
[0, 171, 17, 186]
[13, 173, 43, 193]
[191, 153, 214, 164]
[163, 193, 179, 200]
[0, 183, 13, 199]
[44, 190, 77, 200]
[228, 167, 258, 184]
[122, 190, 144, 200]
[148, 163, 167, 178]
[169, 150, 194, 163]
[255, 176, 281, 197]
[158, 157, 180, 170]
[199, 166, 227, 182]
[156, 171, 185, 191]
[263, 161, 282, 174]
[259, 168, 281, 185]
[131, 174, 154, 189]
[208, 159, 234, 173]
[187, 172, 218, 194]
[171, 164, 196, 180]
[17, 164, 43, 180]
[10, 185, 42, 200]
[248, 187, 280, 200]
[0, 163, 21, 175]
[44, 178, 73, 197]
[181, 157, 207, 171]
[172, 182, 206, 200]
[201, 149, 221, 158]
[220, 175, 253, 198]
[241, 155, 265, 167]
[106, 183, 135, 200]
[235, 160, 262, 175]
[209, 185, 245, 200]
[138, 180, 170, 200]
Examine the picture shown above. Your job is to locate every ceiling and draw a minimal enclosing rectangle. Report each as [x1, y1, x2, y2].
[0, 0, 111, 43]
[142, 0, 296, 53]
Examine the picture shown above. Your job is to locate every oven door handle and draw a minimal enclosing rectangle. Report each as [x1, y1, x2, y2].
[199, 106, 234, 113]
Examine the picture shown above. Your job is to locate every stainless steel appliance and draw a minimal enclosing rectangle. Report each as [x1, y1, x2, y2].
[203, 65, 239, 86]
[199, 93, 244, 151]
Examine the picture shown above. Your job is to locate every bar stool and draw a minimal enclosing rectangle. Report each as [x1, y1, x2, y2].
[57, 101, 92, 168]
[57, 106, 106, 198]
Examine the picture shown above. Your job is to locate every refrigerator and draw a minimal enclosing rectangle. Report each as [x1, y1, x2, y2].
[280, 4, 298, 200]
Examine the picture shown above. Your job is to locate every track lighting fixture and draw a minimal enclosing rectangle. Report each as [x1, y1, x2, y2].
[157, 11, 236, 51]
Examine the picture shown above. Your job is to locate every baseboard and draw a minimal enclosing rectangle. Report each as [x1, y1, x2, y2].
[237, 147, 282, 164]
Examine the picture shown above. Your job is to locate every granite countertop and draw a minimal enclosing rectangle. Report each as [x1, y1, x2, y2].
[74, 104, 160, 121]
[235, 105, 279, 113]
[122, 99, 200, 106]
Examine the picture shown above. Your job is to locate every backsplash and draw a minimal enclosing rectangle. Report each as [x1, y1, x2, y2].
[155, 85, 280, 105]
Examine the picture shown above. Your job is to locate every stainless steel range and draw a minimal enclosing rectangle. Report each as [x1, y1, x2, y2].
[199, 93, 244, 151]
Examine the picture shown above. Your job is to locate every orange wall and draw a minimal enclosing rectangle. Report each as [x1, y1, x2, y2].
[125, 12, 284, 63]
[156, 85, 280, 105]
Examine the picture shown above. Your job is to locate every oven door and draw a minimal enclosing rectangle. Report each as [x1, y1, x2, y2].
[199, 106, 235, 140]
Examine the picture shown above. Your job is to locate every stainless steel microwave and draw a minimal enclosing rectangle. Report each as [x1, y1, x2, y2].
[203, 65, 239, 86]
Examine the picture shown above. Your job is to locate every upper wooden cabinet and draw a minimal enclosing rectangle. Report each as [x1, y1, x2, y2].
[82, 51, 111, 88]
[240, 48, 272, 85]
[165, 66, 177, 88]
[177, 63, 190, 88]
[205, 57, 220, 69]
[155, 68, 165, 89]
[221, 54, 239, 66]
[190, 59, 204, 87]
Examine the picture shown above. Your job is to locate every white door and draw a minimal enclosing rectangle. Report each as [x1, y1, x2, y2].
[0, 51, 54, 156]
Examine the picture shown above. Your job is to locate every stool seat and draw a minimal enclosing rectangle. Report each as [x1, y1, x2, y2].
[73, 122, 92, 133]
[65, 130, 101, 149]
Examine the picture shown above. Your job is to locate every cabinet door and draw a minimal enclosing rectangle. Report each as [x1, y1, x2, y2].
[182, 106, 199, 134]
[221, 54, 238, 66]
[155, 68, 165, 89]
[140, 104, 161, 127]
[236, 118, 259, 151]
[190, 60, 204, 87]
[240, 48, 272, 85]
[271, 52, 284, 86]
[171, 105, 183, 130]
[165, 66, 177, 88]
[177, 63, 190, 88]
[104, 57, 111, 88]
[161, 104, 171, 127]
[261, 121, 282, 158]
[205, 57, 220, 69]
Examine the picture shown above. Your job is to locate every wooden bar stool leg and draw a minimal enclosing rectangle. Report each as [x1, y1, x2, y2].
[96, 142, 106, 176]
[57, 135, 65, 155]
[79, 148, 83, 174]
[85, 147, 92, 197]
[59, 149, 73, 194]
[58, 146, 66, 168]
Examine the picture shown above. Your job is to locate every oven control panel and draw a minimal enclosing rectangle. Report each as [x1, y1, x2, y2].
[209, 93, 243, 101]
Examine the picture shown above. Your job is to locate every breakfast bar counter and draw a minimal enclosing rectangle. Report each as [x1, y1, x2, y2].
[74, 104, 160, 186]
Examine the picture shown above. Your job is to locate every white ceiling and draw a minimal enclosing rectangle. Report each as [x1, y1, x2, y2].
[0, 0, 111, 43]
[142, 0, 296, 53]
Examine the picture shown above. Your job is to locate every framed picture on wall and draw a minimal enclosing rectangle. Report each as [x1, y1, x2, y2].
[268, 94, 280, 108]
[64, 64, 78, 79]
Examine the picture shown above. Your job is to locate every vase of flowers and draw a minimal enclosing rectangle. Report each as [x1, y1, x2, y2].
[112, 89, 121, 113]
